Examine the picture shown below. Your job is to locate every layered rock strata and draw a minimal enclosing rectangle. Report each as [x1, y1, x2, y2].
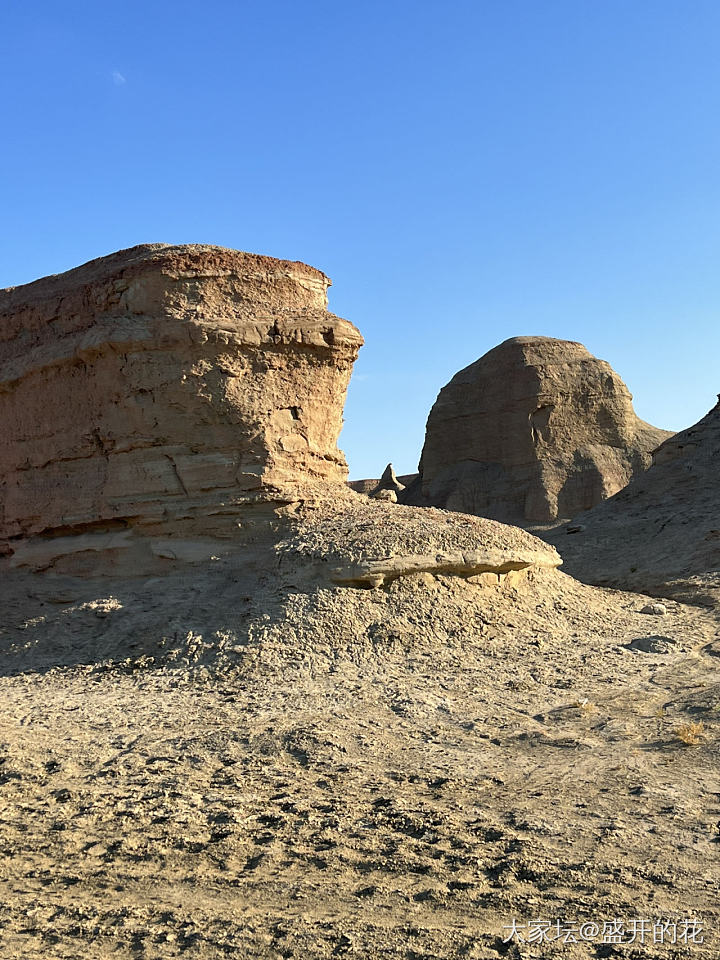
[277, 493, 561, 589]
[416, 336, 672, 523]
[0, 244, 363, 570]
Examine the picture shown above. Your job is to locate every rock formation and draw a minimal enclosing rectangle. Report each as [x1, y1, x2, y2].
[373, 463, 405, 496]
[1, 247, 564, 593]
[348, 468, 415, 496]
[0, 244, 363, 571]
[348, 463, 407, 500]
[542, 397, 720, 605]
[278, 493, 561, 589]
[414, 336, 672, 523]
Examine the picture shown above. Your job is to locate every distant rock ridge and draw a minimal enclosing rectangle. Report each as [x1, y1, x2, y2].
[0, 244, 363, 571]
[542, 396, 720, 605]
[412, 336, 672, 523]
[348, 470, 417, 496]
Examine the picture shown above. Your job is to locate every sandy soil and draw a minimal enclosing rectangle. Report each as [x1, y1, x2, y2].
[2, 557, 719, 959]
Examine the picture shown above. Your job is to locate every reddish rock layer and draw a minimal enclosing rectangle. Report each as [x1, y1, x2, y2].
[0, 244, 363, 553]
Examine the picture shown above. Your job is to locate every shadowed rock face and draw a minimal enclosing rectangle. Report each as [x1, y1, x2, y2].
[0, 244, 363, 564]
[416, 336, 672, 523]
[543, 397, 720, 605]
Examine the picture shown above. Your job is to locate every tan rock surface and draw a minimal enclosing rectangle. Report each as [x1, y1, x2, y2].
[414, 336, 672, 522]
[0, 244, 363, 568]
[365, 464, 406, 501]
[278, 493, 560, 587]
[542, 396, 720, 605]
[374, 463, 406, 494]
[347, 469, 416, 496]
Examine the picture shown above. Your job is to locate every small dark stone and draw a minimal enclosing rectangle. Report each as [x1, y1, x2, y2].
[628, 636, 677, 654]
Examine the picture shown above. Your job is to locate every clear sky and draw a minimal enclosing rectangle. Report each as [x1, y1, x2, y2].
[2, 1, 719, 479]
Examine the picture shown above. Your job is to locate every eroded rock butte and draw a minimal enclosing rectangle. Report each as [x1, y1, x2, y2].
[0, 244, 363, 571]
[412, 336, 672, 523]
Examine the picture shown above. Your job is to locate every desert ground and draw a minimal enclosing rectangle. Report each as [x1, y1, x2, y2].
[2, 545, 719, 959]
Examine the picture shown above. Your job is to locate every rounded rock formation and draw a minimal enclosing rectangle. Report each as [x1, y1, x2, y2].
[416, 336, 672, 523]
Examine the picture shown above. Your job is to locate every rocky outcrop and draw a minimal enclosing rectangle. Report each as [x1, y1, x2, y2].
[0, 244, 363, 569]
[277, 493, 561, 589]
[415, 336, 672, 523]
[1, 247, 568, 595]
[373, 463, 405, 496]
[348, 469, 416, 496]
[542, 397, 720, 605]
[348, 463, 407, 501]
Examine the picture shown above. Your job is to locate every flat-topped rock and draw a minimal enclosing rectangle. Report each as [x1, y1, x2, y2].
[0, 244, 363, 565]
[277, 493, 561, 588]
[415, 336, 672, 522]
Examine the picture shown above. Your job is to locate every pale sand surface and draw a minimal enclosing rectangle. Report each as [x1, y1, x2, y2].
[2, 558, 719, 959]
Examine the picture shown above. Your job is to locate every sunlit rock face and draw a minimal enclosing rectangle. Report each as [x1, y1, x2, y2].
[0, 244, 363, 571]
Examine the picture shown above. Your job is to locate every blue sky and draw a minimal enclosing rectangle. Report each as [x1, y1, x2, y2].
[2, 1, 719, 479]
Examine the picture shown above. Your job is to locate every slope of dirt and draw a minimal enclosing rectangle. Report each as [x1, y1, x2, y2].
[2, 503, 719, 958]
[540, 397, 720, 607]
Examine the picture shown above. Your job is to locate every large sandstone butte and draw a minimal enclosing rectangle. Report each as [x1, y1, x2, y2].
[544, 397, 720, 605]
[413, 336, 672, 523]
[0, 244, 363, 570]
